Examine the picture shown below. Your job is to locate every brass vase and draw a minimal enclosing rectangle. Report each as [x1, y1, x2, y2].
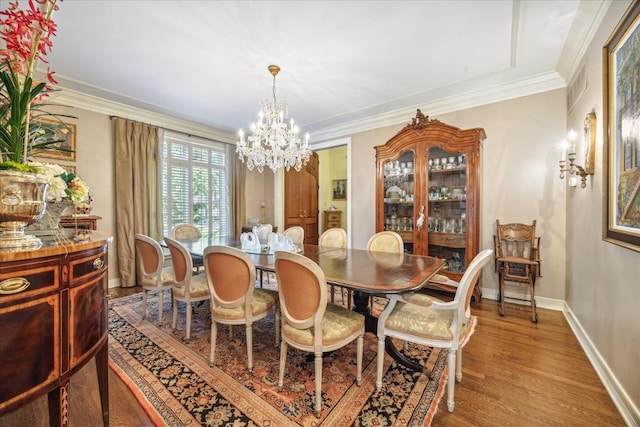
[0, 170, 49, 248]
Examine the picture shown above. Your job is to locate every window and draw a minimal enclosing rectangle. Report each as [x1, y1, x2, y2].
[161, 132, 230, 238]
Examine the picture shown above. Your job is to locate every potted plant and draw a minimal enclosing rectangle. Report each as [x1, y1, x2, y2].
[0, 0, 76, 248]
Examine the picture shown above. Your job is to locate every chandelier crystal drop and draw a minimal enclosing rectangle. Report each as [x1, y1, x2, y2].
[236, 65, 311, 173]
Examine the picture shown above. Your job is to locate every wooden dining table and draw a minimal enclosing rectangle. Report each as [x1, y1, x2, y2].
[171, 235, 444, 371]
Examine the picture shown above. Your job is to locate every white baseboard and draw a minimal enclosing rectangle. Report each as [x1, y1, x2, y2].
[481, 288, 637, 424]
[563, 304, 639, 426]
[481, 288, 564, 311]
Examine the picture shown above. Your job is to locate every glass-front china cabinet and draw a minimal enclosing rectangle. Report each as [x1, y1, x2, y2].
[375, 110, 486, 300]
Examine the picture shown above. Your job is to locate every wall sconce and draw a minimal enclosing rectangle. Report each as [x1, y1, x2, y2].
[559, 112, 596, 189]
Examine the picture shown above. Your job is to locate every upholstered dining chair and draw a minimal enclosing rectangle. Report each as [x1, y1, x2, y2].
[283, 226, 304, 246]
[318, 227, 348, 304]
[366, 230, 405, 308]
[164, 236, 211, 341]
[171, 224, 204, 273]
[134, 234, 175, 322]
[275, 251, 364, 418]
[366, 230, 404, 254]
[318, 227, 346, 248]
[202, 246, 279, 371]
[375, 249, 493, 412]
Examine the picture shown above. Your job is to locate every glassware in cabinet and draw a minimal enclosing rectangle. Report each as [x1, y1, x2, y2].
[427, 147, 468, 272]
[382, 151, 415, 252]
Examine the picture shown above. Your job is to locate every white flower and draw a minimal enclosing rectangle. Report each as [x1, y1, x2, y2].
[29, 161, 91, 205]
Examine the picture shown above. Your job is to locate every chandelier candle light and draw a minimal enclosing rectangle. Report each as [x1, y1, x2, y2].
[237, 65, 311, 173]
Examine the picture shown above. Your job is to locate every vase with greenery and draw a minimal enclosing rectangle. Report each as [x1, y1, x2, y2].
[0, 0, 76, 248]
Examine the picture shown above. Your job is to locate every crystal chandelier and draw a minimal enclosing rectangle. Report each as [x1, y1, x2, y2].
[237, 65, 311, 173]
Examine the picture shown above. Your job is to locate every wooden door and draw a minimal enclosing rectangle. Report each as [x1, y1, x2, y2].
[284, 153, 319, 244]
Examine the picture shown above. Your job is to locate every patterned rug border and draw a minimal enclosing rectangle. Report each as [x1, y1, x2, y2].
[108, 292, 476, 426]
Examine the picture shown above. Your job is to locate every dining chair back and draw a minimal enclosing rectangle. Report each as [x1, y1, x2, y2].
[375, 249, 494, 412]
[203, 246, 279, 371]
[318, 227, 347, 248]
[171, 224, 204, 273]
[163, 236, 211, 341]
[318, 227, 348, 304]
[283, 226, 304, 246]
[365, 230, 404, 307]
[275, 251, 364, 418]
[367, 230, 404, 253]
[134, 234, 175, 322]
[171, 223, 201, 239]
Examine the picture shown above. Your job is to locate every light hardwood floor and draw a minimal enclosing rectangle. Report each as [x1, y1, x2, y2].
[0, 287, 625, 426]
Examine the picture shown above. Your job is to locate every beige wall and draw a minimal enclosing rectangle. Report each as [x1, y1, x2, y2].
[245, 169, 275, 225]
[564, 0, 638, 413]
[48, 105, 117, 280]
[347, 91, 568, 303]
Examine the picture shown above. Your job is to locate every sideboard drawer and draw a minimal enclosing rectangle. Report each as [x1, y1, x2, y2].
[68, 245, 107, 286]
[0, 258, 59, 304]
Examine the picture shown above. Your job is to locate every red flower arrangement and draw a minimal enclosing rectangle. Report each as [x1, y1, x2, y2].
[0, 0, 71, 170]
[0, 0, 60, 86]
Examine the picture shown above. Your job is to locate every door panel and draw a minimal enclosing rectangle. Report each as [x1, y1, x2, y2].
[285, 153, 319, 244]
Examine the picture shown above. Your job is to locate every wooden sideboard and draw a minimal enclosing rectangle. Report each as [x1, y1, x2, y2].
[59, 215, 102, 230]
[0, 232, 112, 426]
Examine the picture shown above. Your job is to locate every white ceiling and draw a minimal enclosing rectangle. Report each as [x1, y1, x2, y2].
[43, 1, 607, 143]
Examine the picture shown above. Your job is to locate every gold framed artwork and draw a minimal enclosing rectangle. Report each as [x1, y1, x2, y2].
[33, 119, 76, 161]
[603, 0, 640, 252]
[332, 179, 347, 200]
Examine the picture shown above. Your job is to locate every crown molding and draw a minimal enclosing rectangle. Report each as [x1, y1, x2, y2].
[556, 0, 612, 82]
[54, 88, 237, 143]
[55, 70, 565, 147]
[309, 71, 567, 143]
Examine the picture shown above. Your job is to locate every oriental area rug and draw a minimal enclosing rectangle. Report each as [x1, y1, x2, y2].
[108, 286, 476, 426]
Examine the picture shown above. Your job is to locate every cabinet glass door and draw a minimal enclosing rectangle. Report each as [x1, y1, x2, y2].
[382, 151, 415, 253]
[427, 147, 467, 272]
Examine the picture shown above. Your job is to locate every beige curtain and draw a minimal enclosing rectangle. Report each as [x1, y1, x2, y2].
[113, 118, 161, 287]
[228, 144, 246, 235]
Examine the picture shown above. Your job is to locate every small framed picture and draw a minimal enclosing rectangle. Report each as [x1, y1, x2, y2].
[33, 119, 76, 161]
[332, 179, 347, 200]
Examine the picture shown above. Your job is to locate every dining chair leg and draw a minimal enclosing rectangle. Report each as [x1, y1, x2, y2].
[172, 299, 178, 330]
[376, 337, 385, 391]
[278, 341, 288, 391]
[209, 322, 217, 367]
[313, 352, 323, 417]
[246, 323, 253, 372]
[456, 347, 462, 382]
[274, 309, 280, 346]
[356, 335, 363, 386]
[142, 289, 148, 320]
[446, 348, 456, 412]
[157, 290, 164, 322]
[185, 303, 192, 341]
